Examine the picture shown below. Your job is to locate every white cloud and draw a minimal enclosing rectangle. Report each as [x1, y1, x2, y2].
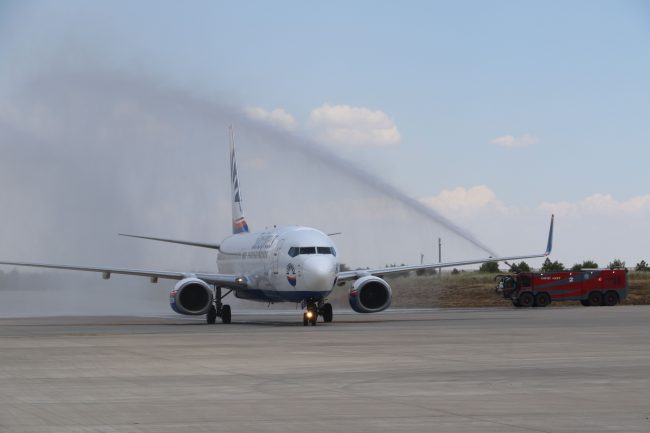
[420, 185, 512, 217]
[307, 103, 400, 146]
[540, 193, 650, 217]
[243, 106, 298, 131]
[491, 133, 539, 148]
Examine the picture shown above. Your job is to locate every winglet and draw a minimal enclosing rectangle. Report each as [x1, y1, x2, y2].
[545, 214, 554, 256]
[230, 126, 249, 234]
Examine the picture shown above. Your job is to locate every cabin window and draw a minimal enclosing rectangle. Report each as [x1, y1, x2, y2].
[299, 247, 316, 255]
[288, 247, 299, 257]
[317, 247, 334, 255]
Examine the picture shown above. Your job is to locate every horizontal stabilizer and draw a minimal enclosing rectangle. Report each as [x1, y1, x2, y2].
[118, 233, 220, 250]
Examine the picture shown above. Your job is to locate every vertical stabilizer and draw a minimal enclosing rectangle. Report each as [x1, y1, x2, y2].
[230, 126, 249, 234]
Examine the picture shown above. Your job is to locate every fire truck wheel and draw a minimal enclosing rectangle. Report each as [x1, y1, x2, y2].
[534, 293, 551, 308]
[518, 292, 535, 308]
[511, 299, 521, 308]
[603, 291, 619, 306]
[588, 291, 604, 307]
[580, 300, 590, 307]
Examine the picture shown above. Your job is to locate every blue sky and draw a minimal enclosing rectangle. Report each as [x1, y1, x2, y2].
[4, 1, 648, 200]
[1, 0, 649, 267]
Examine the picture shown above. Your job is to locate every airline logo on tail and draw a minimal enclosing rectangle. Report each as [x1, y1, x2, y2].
[230, 126, 249, 234]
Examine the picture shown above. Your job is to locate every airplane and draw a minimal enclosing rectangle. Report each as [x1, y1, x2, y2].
[0, 127, 555, 325]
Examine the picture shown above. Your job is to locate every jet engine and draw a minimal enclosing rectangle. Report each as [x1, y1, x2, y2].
[169, 278, 213, 315]
[348, 275, 392, 313]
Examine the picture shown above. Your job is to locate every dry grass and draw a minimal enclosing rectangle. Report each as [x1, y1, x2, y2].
[329, 271, 650, 308]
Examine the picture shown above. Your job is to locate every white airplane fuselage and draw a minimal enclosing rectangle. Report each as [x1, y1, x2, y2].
[217, 226, 339, 303]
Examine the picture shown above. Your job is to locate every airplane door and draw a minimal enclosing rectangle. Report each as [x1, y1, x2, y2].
[273, 239, 284, 277]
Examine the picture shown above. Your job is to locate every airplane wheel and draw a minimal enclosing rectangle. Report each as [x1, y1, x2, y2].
[534, 293, 551, 308]
[310, 312, 318, 326]
[518, 292, 535, 308]
[206, 305, 217, 324]
[588, 291, 603, 307]
[322, 303, 333, 323]
[221, 305, 232, 324]
[303, 313, 309, 326]
[603, 291, 619, 306]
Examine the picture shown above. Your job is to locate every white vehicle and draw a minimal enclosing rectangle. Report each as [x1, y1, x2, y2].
[0, 128, 554, 325]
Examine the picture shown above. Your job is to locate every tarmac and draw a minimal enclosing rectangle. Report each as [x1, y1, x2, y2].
[1, 306, 649, 433]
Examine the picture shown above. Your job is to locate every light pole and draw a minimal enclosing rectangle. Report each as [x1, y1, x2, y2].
[438, 237, 442, 277]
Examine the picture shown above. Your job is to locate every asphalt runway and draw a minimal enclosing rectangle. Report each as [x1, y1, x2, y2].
[1, 306, 649, 433]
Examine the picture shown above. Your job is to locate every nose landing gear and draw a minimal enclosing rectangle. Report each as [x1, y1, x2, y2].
[303, 308, 318, 326]
[302, 300, 333, 326]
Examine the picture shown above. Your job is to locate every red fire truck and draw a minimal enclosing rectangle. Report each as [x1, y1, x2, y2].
[495, 269, 628, 308]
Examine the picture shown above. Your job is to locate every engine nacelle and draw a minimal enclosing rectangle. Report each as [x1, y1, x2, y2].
[169, 278, 213, 315]
[349, 275, 392, 313]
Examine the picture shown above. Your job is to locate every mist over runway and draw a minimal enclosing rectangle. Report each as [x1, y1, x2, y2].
[0, 71, 503, 316]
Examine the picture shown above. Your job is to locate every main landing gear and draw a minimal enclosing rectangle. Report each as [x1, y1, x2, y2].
[302, 300, 333, 326]
[207, 286, 232, 324]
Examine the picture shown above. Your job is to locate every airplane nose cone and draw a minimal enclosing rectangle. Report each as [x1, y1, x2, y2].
[302, 256, 336, 291]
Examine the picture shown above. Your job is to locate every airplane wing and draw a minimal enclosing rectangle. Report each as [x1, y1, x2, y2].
[0, 261, 246, 288]
[337, 215, 554, 282]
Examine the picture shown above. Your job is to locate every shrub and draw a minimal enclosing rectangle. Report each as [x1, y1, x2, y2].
[510, 261, 530, 273]
[570, 260, 599, 271]
[541, 257, 565, 272]
[479, 261, 500, 273]
[608, 259, 626, 269]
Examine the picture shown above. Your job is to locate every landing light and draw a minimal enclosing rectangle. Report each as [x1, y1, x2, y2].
[306, 311, 314, 319]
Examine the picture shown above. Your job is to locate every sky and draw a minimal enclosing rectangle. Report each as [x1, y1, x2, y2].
[1, 0, 649, 281]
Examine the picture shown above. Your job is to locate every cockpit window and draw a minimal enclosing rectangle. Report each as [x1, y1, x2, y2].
[290, 246, 337, 256]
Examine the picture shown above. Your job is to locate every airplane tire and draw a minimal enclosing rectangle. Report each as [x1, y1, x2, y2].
[303, 314, 309, 326]
[310, 312, 318, 326]
[518, 292, 535, 308]
[588, 291, 603, 307]
[221, 305, 232, 324]
[603, 291, 619, 306]
[534, 293, 551, 308]
[206, 305, 217, 324]
[322, 303, 333, 323]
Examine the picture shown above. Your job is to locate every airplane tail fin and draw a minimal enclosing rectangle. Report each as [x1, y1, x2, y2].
[230, 126, 249, 234]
